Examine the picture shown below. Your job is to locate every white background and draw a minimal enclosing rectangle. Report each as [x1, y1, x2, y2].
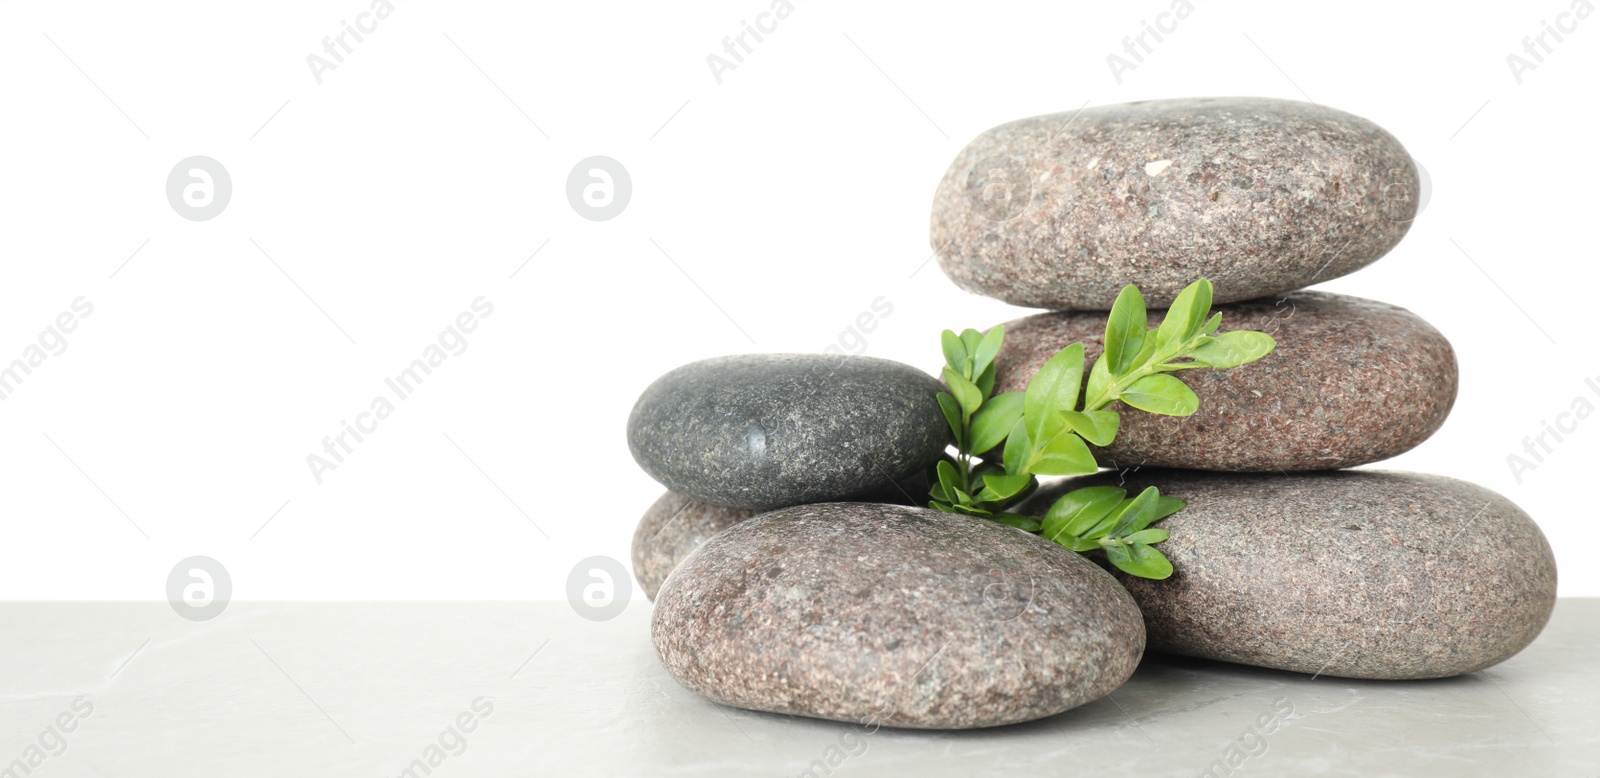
[0, 0, 1594, 600]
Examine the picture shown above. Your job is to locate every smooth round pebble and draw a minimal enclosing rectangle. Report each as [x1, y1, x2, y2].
[992, 291, 1457, 471]
[1020, 470, 1557, 680]
[632, 492, 758, 601]
[633, 474, 932, 601]
[628, 354, 949, 511]
[652, 502, 1145, 729]
[931, 97, 1420, 310]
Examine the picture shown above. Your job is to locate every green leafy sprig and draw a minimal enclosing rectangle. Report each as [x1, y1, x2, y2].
[928, 278, 1276, 579]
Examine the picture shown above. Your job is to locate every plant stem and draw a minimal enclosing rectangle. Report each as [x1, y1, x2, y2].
[958, 415, 973, 493]
[1083, 338, 1195, 410]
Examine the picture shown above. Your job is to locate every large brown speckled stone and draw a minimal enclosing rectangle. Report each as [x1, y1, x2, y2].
[651, 503, 1144, 729]
[992, 291, 1457, 471]
[632, 492, 758, 601]
[1020, 471, 1557, 680]
[634, 476, 933, 601]
[931, 97, 1420, 310]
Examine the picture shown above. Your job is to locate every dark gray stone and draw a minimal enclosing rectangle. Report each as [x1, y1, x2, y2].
[651, 502, 1145, 729]
[628, 355, 949, 511]
[931, 97, 1420, 310]
[1020, 471, 1557, 680]
[992, 291, 1457, 471]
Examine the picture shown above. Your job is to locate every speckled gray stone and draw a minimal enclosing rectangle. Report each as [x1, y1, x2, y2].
[633, 476, 932, 601]
[992, 291, 1457, 471]
[628, 355, 949, 511]
[652, 502, 1145, 728]
[931, 97, 1420, 310]
[1020, 471, 1557, 680]
[632, 492, 759, 601]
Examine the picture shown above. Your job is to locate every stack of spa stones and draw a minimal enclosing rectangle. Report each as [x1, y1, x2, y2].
[626, 97, 1557, 730]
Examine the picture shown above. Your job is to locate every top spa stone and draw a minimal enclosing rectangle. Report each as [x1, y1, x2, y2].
[627, 354, 948, 511]
[931, 97, 1421, 310]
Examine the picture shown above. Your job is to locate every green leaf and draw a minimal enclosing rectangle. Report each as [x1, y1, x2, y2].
[974, 362, 996, 399]
[1119, 374, 1200, 417]
[970, 460, 1005, 483]
[1201, 312, 1223, 336]
[1085, 356, 1112, 407]
[959, 329, 983, 367]
[935, 460, 963, 504]
[1155, 279, 1214, 352]
[1189, 330, 1277, 369]
[1104, 285, 1148, 374]
[929, 500, 957, 513]
[943, 367, 983, 418]
[991, 513, 1042, 532]
[1002, 418, 1031, 476]
[951, 503, 992, 517]
[1061, 409, 1120, 447]
[1031, 430, 1099, 476]
[1122, 528, 1170, 545]
[1082, 493, 1142, 540]
[936, 392, 964, 446]
[1129, 329, 1161, 367]
[941, 330, 969, 376]
[1151, 495, 1187, 523]
[976, 472, 1034, 503]
[971, 326, 1005, 381]
[969, 391, 1024, 455]
[1024, 343, 1084, 442]
[1110, 486, 1163, 535]
[1106, 543, 1174, 579]
[1041, 485, 1126, 543]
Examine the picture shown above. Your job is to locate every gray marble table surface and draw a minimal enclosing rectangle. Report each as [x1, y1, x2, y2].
[1, 599, 1595, 777]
